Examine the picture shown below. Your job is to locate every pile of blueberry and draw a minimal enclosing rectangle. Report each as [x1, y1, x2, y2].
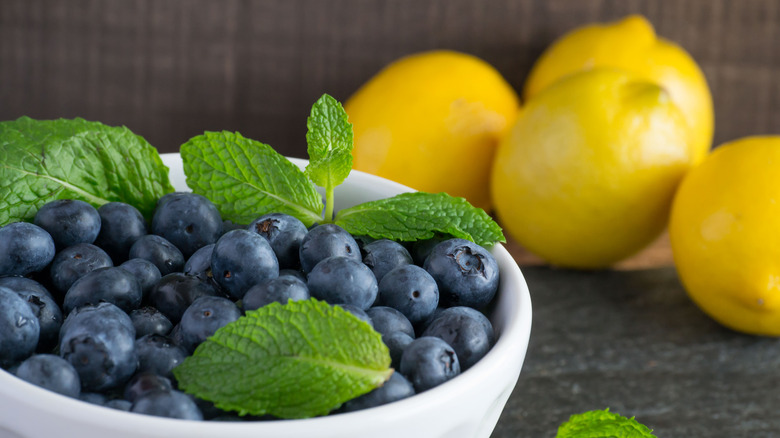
[0, 193, 500, 421]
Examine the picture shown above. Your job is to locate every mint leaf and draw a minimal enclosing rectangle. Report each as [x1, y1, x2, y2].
[334, 192, 505, 246]
[174, 298, 393, 419]
[181, 131, 324, 226]
[305, 94, 353, 221]
[0, 117, 174, 225]
[556, 409, 657, 438]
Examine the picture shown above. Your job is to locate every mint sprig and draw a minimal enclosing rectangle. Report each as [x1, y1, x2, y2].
[180, 93, 505, 246]
[180, 131, 324, 226]
[305, 94, 354, 222]
[556, 409, 657, 438]
[0, 117, 174, 225]
[174, 299, 392, 418]
[335, 192, 505, 246]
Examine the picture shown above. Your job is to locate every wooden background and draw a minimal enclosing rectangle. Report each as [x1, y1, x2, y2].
[2, 0, 779, 157]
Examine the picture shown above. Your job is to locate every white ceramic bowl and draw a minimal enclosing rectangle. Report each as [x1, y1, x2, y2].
[0, 153, 532, 438]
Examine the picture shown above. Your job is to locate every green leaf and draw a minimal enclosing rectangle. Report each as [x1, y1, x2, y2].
[180, 131, 324, 226]
[174, 299, 393, 419]
[305, 93, 354, 190]
[0, 117, 174, 226]
[334, 192, 506, 246]
[556, 409, 657, 438]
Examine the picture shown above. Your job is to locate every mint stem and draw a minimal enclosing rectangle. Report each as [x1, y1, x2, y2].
[324, 186, 335, 223]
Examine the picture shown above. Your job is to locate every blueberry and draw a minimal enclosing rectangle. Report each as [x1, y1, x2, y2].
[135, 334, 188, 379]
[49, 243, 113, 295]
[0, 286, 40, 366]
[365, 306, 415, 338]
[243, 276, 310, 311]
[124, 372, 173, 402]
[183, 243, 215, 282]
[278, 269, 307, 282]
[338, 304, 373, 327]
[79, 392, 108, 406]
[410, 236, 448, 266]
[131, 389, 203, 420]
[362, 239, 413, 282]
[221, 219, 248, 235]
[342, 371, 415, 412]
[119, 258, 162, 298]
[59, 303, 137, 391]
[9, 284, 62, 351]
[211, 229, 279, 300]
[378, 265, 439, 325]
[105, 399, 133, 411]
[151, 193, 222, 258]
[248, 213, 308, 270]
[179, 296, 241, 352]
[399, 336, 460, 392]
[422, 306, 494, 370]
[63, 266, 143, 314]
[0, 277, 52, 299]
[34, 199, 101, 250]
[0, 222, 55, 276]
[95, 202, 148, 262]
[15, 354, 80, 398]
[147, 273, 219, 324]
[382, 331, 414, 370]
[299, 224, 361, 273]
[128, 235, 185, 276]
[130, 307, 173, 338]
[423, 238, 499, 308]
[307, 256, 378, 310]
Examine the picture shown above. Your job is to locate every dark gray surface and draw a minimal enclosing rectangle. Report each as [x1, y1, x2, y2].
[492, 266, 780, 438]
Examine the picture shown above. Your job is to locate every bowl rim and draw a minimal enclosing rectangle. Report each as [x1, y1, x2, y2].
[0, 153, 532, 435]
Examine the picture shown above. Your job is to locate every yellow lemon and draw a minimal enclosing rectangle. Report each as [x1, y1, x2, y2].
[491, 69, 693, 269]
[345, 50, 519, 210]
[670, 137, 780, 336]
[523, 15, 713, 164]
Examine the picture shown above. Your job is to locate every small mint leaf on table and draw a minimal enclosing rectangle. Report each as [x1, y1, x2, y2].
[0, 117, 174, 226]
[181, 131, 324, 227]
[174, 298, 393, 419]
[556, 408, 657, 438]
[305, 94, 354, 222]
[334, 192, 506, 247]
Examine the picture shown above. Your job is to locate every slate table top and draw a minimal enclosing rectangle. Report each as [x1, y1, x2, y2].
[492, 237, 778, 437]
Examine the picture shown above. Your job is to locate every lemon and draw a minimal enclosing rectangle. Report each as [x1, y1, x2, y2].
[345, 50, 519, 210]
[670, 137, 780, 336]
[523, 15, 713, 164]
[491, 69, 693, 269]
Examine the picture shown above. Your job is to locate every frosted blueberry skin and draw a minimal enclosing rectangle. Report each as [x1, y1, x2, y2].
[0, 222, 56, 277]
[342, 371, 415, 412]
[378, 265, 439, 325]
[13, 287, 62, 351]
[307, 256, 378, 310]
[422, 306, 494, 370]
[211, 229, 279, 300]
[63, 266, 143, 314]
[243, 276, 310, 311]
[183, 244, 215, 283]
[299, 224, 361, 273]
[131, 389, 203, 420]
[124, 372, 173, 403]
[248, 213, 308, 270]
[423, 238, 499, 309]
[95, 202, 148, 263]
[148, 273, 219, 324]
[130, 307, 173, 338]
[338, 304, 373, 327]
[151, 192, 223, 259]
[134, 334, 187, 379]
[128, 235, 185, 276]
[382, 331, 414, 370]
[400, 336, 460, 393]
[119, 258, 162, 298]
[362, 239, 413, 283]
[0, 286, 40, 367]
[179, 296, 241, 353]
[366, 306, 415, 339]
[34, 199, 101, 250]
[15, 354, 81, 398]
[50, 243, 113, 295]
[58, 303, 137, 392]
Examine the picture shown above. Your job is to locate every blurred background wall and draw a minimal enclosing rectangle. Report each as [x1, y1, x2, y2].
[1, 0, 778, 156]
